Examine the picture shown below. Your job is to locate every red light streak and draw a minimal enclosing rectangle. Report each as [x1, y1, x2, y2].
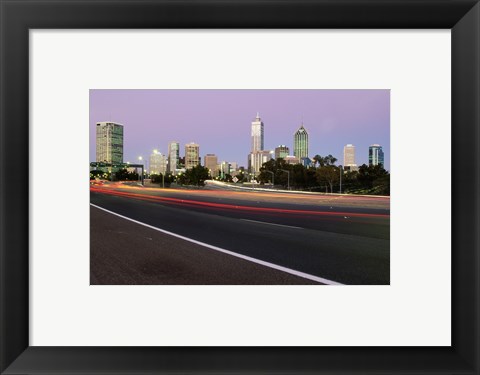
[90, 186, 389, 219]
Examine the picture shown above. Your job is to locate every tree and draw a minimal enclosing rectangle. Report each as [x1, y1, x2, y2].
[316, 165, 340, 193]
[150, 174, 162, 183]
[291, 163, 307, 189]
[151, 173, 174, 185]
[305, 167, 318, 189]
[372, 174, 390, 195]
[341, 170, 361, 192]
[177, 165, 210, 186]
[312, 155, 323, 167]
[312, 154, 337, 167]
[357, 164, 388, 189]
[222, 173, 233, 183]
[257, 159, 290, 187]
[234, 169, 248, 183]
[324, 154, 338, 166]
[90, 170, 109, 180]
[115, 168, 139, 181]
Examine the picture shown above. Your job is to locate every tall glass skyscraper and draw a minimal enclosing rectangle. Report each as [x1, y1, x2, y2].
[168, 141, 180, 173]
[251, 112, 264, 152]
[96, 122, 124, 163]
[369, 144, 384, 166]
[294, 124, 309, 159]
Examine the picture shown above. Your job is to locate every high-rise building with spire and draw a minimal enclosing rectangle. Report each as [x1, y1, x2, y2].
[294, 123, 309, 159]
[248, 113, 273, 175]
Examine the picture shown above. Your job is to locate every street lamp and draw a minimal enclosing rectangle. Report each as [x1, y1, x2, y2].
[162, 160, 169, 189]
[279, 169, 290, 190]
[138, 156, 144, 185]
[265, 170, 274, 187]
[339, 165, 343, 194]
[152, 149, 158, 178]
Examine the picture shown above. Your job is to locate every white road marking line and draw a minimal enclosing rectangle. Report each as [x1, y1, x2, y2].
[90, 203, 343, 285]
[240, 219, 303, 229]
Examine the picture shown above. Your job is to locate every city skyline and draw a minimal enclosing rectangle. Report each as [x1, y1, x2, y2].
[90, 89, 390, 170]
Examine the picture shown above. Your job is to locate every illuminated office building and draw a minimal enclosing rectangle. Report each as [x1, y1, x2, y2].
[185, 142, 200, 169]
[369, 144, 384, 166]
[96, 121, 124, 163]
[293, 123, 309, 159]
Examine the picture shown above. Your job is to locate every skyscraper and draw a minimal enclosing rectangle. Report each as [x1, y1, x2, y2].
[275, 145, 289, 160]
[204, 154, 218, 177]
[96, 122, 124, 163]
[369, 144, 385, 166]
[249, 113, 269, 175]
[251, 112, 264, 152]
[219, 161, 230, 178]
[294, 124, 309, 159]
[150, 150, 168, 175]
[168, 141, 180, 174]
[248, 150, 274, 174]
[185, 142, 200, 169]
[344, 144, 356, 166]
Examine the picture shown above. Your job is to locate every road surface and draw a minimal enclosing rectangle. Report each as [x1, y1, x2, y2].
[90, 182, 390, 285]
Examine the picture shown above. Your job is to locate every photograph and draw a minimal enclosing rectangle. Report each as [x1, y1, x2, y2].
[89, 89, 390, 285]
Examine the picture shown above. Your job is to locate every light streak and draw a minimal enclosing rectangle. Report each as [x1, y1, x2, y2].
[90, 186, 389, 219]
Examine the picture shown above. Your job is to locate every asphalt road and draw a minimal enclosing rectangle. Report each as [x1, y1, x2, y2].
[90, 183, 390, 285]
[91, 206, 319, 285]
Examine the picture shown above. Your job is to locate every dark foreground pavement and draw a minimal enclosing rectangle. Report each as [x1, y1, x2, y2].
[90, 206, 319, 285]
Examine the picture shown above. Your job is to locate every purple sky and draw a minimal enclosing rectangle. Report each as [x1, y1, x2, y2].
[89, 89, 390, 170]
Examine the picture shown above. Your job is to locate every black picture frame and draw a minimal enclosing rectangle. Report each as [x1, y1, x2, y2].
[1, 0, 479, 374]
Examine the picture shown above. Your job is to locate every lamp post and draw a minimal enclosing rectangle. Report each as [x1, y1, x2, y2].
[265, 170, 274, 187]
[162, 160, 169, 188]
[339, 165, 343, 194]
[138, 156, 143, 185]
[280, 169, 290, 190]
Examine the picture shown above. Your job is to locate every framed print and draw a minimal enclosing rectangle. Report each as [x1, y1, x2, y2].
[1, 0, 479, 374]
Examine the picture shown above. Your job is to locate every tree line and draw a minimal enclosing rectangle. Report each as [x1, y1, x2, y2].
[90, 169, 139, 181]
[256, 155, 389, 195]
[91, 155, 389, 195]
